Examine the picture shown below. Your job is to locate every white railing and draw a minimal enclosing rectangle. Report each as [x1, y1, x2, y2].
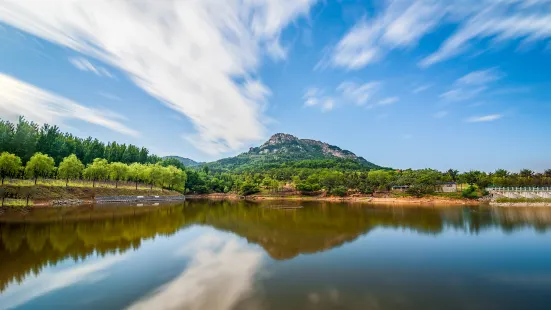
[487, 187, 551, 192]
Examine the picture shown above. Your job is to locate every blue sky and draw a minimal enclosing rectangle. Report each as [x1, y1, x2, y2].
[0, 0, 550, 172]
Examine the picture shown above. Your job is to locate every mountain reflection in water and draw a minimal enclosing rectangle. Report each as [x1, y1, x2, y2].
[1, 201, 551, 310]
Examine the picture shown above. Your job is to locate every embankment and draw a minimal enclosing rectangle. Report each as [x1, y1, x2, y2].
[0, 185, 181, 206]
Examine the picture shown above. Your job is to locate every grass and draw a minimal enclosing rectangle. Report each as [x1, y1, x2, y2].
[496, 197, 551, 203]
[3, 178, 155, 190]
[0, 178, 182, 202]
[1, 198, 33, 208]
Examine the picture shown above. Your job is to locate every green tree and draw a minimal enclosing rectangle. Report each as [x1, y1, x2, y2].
[25, 153, 55, 185]
[447, 169, 459, 182]
[0, 152, 22, 184]
[83, 158, 110, 187]
[164, 165, 187, 190]
[127, 163, 145, 190]
[57, 154, 84, 186]
[149, 164, 164, 190]
[109, 162, 129, 188]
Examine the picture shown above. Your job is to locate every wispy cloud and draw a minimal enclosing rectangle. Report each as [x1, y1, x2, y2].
[303, 88, 335, 112]
[376, 97, 399, 106]
[69, 57, 113, 78]
[466, 114, 503, 122]
[412, 84, 431, 94]
[441, 68, 503, 102]
[0, 0, 319, 155]
[455, 67, 504, 86]
[98, 92, 122, 101]
[0, 73, 139, 137]
[323, 0, 551, 70]
[337, 81, 380, 106]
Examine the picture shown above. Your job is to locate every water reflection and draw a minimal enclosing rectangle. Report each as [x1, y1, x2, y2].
[129, 233, 262, 310]
[1, 201, 551, 309]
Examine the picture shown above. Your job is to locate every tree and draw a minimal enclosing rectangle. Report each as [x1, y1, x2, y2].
[164, 165, 187, 191]
[127, 163, 144, 190]
[25, 153, 55, 185]
[83, 158, 110, 187]
[57, 154, 84, 186]
[447, 169, 459, 182]
[149, 164, 164, 190]
[109, 162, 129, 188]
[0, 152, 22, 184]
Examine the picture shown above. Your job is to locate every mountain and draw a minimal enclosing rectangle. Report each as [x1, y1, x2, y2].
[163, 156, 202, 167]
[208, 133, 382, 171]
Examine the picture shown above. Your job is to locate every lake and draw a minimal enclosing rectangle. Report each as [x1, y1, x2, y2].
[1, 201, 551, 310]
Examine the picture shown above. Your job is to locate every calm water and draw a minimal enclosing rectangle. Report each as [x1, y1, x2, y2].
[1, 201, 551, 310]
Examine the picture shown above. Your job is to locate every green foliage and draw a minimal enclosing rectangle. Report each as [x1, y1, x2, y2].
[83, 158, 110, 186]
[495, 197, 551, 203]
[0, 117, 160, 165]
[406, 185, 435, 198]
[329, 186, 347, 197]
[25, 153, 55, 184]
[0, 152, 22, 184]
[109, 162, 129, 188]
[57, 154, 84, 185]
[461, 186, 480, 199]
[240, 183, 260, 196]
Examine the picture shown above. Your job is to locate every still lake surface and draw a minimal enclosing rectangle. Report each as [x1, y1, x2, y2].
[1, 200, 550, 310]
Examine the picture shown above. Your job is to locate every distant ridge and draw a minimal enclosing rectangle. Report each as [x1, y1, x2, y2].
[163, 156, 202, 167]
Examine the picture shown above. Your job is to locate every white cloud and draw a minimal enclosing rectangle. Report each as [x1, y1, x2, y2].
[412, 84, 431, 94]
[466, 114, 503, 122]
[0, 73, 139, 137]
[98, 92, 122, 101]
[129, 234, 262, 310]
[420, 1, 551, 67]
[0, 0, 318, 155]
[69, 57, 113, 78]
[303, 88, 335, 112]
[377, 96, 399, 106]
[325, 0, 551, 70]
[440, 68, 503, 101]
[326, 0, 445, 69]
[456, 68, 504, 86]
[337, 81, 380, 106]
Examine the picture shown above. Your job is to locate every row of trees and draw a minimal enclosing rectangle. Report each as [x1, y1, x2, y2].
[0, 117, 161, 165]
[183, 166, 551, 196]
[0, 152, 186, 191]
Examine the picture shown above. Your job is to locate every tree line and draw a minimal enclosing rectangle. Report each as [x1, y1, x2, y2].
[0, 117, 161, 165]
[0, 152, 186, 191]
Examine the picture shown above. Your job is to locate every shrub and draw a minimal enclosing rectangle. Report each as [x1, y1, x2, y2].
[240, 183, 260, 196]
[461, 186, 480, 199]
[330, 186, 347, 197]
[406, 185, 434, 197]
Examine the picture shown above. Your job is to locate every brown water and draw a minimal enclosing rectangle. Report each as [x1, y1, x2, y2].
[1, 200, 551, 310]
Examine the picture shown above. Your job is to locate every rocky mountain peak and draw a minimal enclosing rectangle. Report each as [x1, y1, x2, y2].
[262, 133, 299, 147]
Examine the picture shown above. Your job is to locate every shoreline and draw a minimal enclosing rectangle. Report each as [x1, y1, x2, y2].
[185, 193, 482, 206]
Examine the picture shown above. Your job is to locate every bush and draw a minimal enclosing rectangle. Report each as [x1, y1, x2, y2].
[329, 186, 347, 197]
[296, 182, 321, 192]
[406, 185, 434, 198]
[461, 186, 480, 199]
[240, 183, 260, 196]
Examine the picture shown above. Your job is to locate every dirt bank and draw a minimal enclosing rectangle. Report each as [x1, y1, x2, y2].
[0, 185, 181, 207]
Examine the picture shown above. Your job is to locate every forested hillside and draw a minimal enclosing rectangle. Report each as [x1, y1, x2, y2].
[0, 117, 160, 165]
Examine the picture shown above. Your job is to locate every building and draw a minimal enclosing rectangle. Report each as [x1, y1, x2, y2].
[438, 182, 457, 193]
[391, 185, 410, 192]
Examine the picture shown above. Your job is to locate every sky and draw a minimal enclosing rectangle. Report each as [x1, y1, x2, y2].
[0, 0, 550, 172]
